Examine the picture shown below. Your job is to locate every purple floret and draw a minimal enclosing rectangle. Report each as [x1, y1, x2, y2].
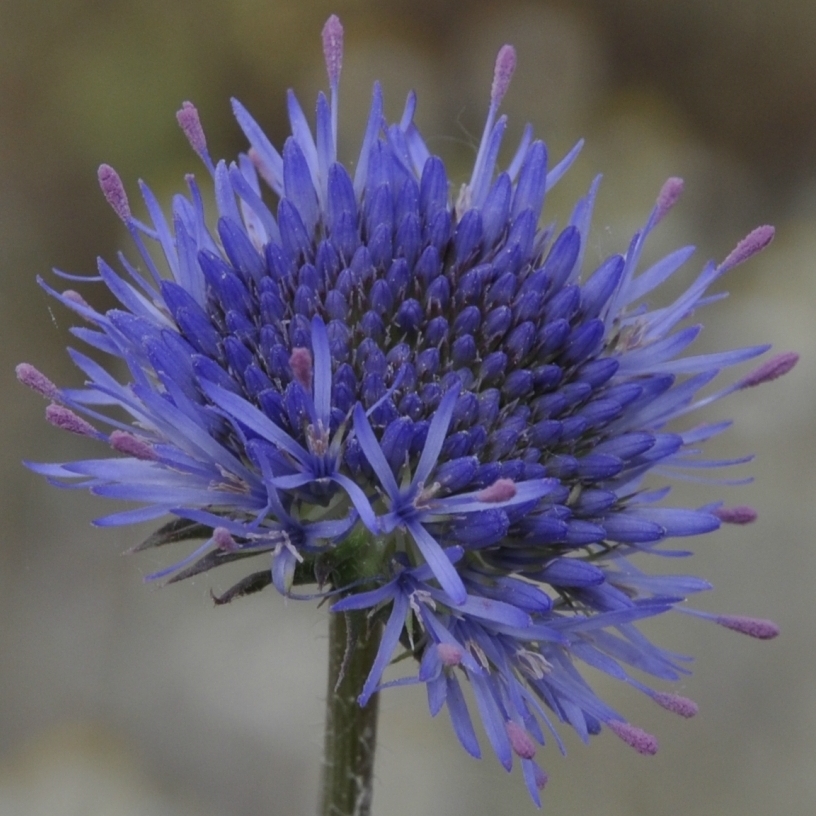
[18, 14, 796, 805]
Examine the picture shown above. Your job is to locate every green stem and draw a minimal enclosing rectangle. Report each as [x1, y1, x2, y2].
[319, 608, 382, 816]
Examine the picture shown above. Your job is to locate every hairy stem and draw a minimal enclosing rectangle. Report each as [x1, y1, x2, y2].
[319, 609, 381, 816]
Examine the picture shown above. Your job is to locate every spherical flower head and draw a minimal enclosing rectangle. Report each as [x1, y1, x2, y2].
[19, 16, 795, 805]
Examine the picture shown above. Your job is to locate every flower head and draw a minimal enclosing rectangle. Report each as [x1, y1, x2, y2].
[19, 15, 795, 805]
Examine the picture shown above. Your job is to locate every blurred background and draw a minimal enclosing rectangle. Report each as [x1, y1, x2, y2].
[1, 0, 815, 814]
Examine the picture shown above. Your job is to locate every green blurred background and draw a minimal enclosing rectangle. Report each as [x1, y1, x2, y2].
[1, 1, 815, 814]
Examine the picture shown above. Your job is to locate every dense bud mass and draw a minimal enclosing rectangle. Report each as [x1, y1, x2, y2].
[20, 16, 794, 806]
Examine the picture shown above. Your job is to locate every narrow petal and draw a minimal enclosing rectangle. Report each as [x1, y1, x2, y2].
[412, 386, 459, 488]
[358, 590, 410, 705]
[408, 522, 467, 605]
[351, 403, 400, 500]
[445, 674, 481, 758]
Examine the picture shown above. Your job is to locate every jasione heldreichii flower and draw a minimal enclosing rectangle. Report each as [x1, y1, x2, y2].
[18, 15, 796, 805]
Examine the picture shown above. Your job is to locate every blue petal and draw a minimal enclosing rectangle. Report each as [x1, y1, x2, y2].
[286, 90, 319, 191]
[412, 385, 459, 489]
[229, 158, 281, 245]
[450, 594, 532, 628]
[445, 674, 481, 758]
[469, 115, 507, 209]
[326, 163, 359, 257]
[358, 590, 409, 706]
[354, 83, 384, 198]
[330, 473, 381, 534]
[425, 670, 446, 715]
[217, 217, 265, 284]
[200, 380, 309, 465]
[454, 209, 483, 265]
[272, 546, 298, 595]
[407, 521, 467, 606]
[466, 575, 553, 613]
[214, 160, 244, 230]
[545, 138, 583, 192]
[351, 403, 400, 499]
[537, 558, 605, 587]
[231, 98, 283, 195]
[623, 245, 696, 306]
[310, 315, 333, 426]
[283, 137, 320, 236]
[633, 508, 720, 537]
[93, 505, 173, 526]
[331, 580, 398, 612]
[98, 259, 167, 325]
[470, 673, 513, 771]
[419, 156, 448, 222]
[581, 254, 624, 319]
[511, 140, 547, 220]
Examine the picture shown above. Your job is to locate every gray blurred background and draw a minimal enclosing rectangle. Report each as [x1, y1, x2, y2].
[1, 1, 815, 814]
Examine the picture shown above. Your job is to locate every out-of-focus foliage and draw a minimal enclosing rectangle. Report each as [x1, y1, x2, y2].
[1, 2, 814, 815]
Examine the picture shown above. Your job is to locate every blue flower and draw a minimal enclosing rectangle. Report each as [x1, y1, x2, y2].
[18, 15, 796, 805]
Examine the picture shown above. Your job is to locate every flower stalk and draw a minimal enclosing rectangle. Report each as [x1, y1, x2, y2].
[320, 608, 382, 816]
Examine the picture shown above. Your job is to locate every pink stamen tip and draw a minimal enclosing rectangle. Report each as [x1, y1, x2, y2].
[176, 101, 208, 157]
[109, 430, 157, 461]
[289, 347, 313, 391]
[476, 478, 517, 503]
[45, 403, 97, 437]
[716, 615, 779, 639]
[213, 527, 239, 552]
[322, 15, 344, 87]
[506, 721, 537, 760]
[739, 351, 799, 389]
[654, 177, 684, 223]
[16, 363, 60, 400]
[608, 720, 658, 755]
[436, 642, 464, 667]
[62, 289, 90, 308]
[714, 505, 758, 525]
[533, 764, 549, 791]
[97, 164, 131, 222]
[491, 45, 517, 107]
[720, 224, 775, 270]
[653, 692, 699, 718]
